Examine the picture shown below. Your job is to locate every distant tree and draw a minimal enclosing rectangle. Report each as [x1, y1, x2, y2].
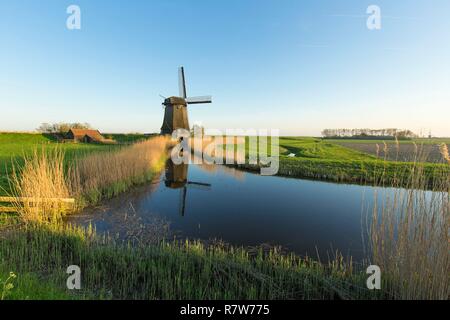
[321, 129, 331, 138]
[36, 122, 92, 134]
[37, 123, 53, 133]
[396, 129, 417, 139]
[321, 128, 418, 139]
[71, 122, 92, 130]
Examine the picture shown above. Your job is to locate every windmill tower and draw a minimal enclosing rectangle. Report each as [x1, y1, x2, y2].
[161, 67, 212, 135]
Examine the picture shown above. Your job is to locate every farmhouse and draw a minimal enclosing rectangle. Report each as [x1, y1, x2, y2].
[66, 129, 105, 143]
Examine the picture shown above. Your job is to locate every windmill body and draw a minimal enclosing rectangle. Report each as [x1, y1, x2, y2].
[161, 97, 190, 134]
[164, 160, 211, 216]
[160, 67, 212, 135]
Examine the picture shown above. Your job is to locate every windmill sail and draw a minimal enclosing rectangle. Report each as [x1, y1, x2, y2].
[179, 187, 187, 216]
[187, 181, 212, 190]
[186, 96, 212, 104]
[178, 67, 187, 98]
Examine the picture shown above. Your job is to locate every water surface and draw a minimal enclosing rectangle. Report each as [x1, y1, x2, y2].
[68, 161, 381, 260]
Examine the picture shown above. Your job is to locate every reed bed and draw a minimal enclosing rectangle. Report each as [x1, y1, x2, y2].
[0, 223, 376, 300]
[368, 146, 450, 299]
[69, 136, 168, 205]
[8, 136, 169, 223]
[9, 149, 71, 223]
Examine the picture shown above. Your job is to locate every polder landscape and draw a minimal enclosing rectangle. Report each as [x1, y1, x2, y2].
[0, 128, 448, 300]
[0, 1, 449, 304]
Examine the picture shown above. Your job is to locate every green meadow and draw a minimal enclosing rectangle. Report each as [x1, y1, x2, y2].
[0, 133, 115, 196]
[236, 137, 448, 188]
[1, 134, 448, 195]
[277, 137, 377, 160]
[0, 132, 155, 196]
[0, 133, 448, 300]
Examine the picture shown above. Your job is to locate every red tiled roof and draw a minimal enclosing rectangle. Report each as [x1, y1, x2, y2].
[69, 129, 104, 141]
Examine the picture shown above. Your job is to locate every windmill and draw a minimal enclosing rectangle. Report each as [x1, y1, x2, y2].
[160, 67, 212, 135]
[164, 160, 211, 216]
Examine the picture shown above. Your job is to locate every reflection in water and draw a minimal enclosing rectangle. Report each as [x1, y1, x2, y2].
[197, 162, 246, 181]
[67, 159, 400, 261]
[164, 159, 211, 216]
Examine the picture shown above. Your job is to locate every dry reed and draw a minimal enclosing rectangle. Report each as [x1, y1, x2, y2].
[439, 143, 450, 164]
[10, 149, 71, 223]
[69, 136, 168, 205]
[369, 151, 450, 299]
[9, 137, 169, 223]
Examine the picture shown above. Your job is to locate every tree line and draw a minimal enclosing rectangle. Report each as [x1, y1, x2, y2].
[321, 128, 418, 139]
[37, 122, 92, 134]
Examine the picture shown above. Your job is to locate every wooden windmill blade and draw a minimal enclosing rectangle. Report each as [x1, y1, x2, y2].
[187, 181, 212, 191]
[178, 66, 187, 99]
[186, 96, 212, 104]
[177, 181, 212, 216]
[179, 186, 187, 216]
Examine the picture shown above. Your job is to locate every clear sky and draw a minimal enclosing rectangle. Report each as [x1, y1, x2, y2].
[1, 0, 449, 136]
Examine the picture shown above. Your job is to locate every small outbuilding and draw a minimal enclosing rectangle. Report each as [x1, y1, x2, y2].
[66, 129, 105, 143]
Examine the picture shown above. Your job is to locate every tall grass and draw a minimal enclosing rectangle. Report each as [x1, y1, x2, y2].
[4, 135, 449, 299]
[69, 136, 168, 205]
[0, 223, 376, 300]
[10, 149, 71, 223]
[9, 137, 169, 223]
[369, 150, 450, 299]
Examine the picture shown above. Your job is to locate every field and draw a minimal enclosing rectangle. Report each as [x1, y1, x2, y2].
[0, 133, 155, 196]
[326, 138, 450, 163]
[229, 137, 449, 188]
[0, 133, 115, 196]
[0, 133, 448, 300]
[2, 134, 449, 195]
[0, 135, 376, 300]
[278, 137, 377, 160]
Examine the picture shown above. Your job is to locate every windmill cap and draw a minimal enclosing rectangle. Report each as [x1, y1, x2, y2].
[164, 96, 187, 106]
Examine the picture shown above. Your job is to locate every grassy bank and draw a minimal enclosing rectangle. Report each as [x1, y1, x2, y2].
[237, 156, 448, 189]
[0, 223, 376, 300]
[0, 133, 119, 196]
[0, 132, 159, 196]
[6, 136, 168, 223]
[217, 137, 449, 189]
[69, 136, 168, 207]
[3, 134, 447, 192]
[1, 135, 448, 300]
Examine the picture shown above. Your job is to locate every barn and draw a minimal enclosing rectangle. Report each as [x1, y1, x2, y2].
[66, 129, 105, 143]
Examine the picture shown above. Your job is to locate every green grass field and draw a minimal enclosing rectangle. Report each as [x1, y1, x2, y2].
[0, 134, 447, 300]
[0, 132, 157, 196]
[0, 133, 118, 195]
[0, 134, 374, 300]
[2, 134, 448, 195]
[106, 133, 157, 144]
[234, 136, 448, 188]
[277, 137, 377, 160]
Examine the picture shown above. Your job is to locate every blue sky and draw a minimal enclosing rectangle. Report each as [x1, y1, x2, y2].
[1, 0, 449, 136]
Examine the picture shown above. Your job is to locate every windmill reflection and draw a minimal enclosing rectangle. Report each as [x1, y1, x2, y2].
[164, 159, 211, 216]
